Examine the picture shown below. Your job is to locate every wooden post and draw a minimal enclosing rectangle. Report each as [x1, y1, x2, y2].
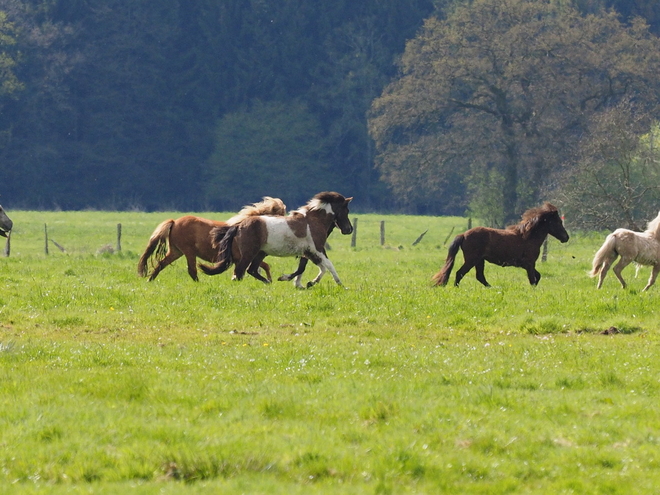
[412, 230, 428, 246]
[380, 220, 385, 246]
[443, 226, 455, 246]
[541, 238, 548, 262]
[351, 217, 358, 248]
[44, 224, 49, 255]
[116, 223, 122, 252]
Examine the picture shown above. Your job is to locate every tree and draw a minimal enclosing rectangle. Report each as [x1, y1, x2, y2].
[369, 0, 660, 223]
[204, 100, 335, 210]
[556, 100, 660, 231]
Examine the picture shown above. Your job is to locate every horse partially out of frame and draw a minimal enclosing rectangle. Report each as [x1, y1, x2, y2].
[589, 210, 660, 291]
[200, 192, 353, 288]
[433, 203, 569, 287]
[0, 205, 12, 238]
[137, 197, 287, 281]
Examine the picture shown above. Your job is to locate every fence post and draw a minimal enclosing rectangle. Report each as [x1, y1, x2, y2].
[468, 217, 472, 230]
[541, 238, 548, 262]
[351, 217, 358, 248]
[117, 223, 122, 252]
[380, 220, 385, 246]
[412, 230, 428, 246]
[44, 224, 49, 255]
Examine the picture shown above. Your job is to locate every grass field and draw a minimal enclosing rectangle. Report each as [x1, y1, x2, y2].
[1, 210, 659, 494]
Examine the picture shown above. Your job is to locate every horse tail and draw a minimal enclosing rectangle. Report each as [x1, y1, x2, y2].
[137, 219, 174, 277]
[209, 225, 230, 249]
[199, 225, 238, 276]
[432, 234, 464, 286]
[589, 233, 617, 278]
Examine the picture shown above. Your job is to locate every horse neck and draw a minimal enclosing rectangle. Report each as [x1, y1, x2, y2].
[526, 226, 550, 246]
[305, 209, 335, 238]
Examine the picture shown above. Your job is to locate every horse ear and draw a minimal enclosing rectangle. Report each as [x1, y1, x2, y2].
[345, 197, 353, 203]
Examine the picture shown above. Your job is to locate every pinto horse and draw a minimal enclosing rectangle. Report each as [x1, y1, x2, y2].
[589, 210, 660, 291]
[137, 197, 287, 281]
[200, 192, 353, 288]
[0, 205, 12, 238]
[433, 203, 569, 287]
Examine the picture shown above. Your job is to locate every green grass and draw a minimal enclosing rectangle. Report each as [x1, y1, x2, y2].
[0, 211, 659, 493]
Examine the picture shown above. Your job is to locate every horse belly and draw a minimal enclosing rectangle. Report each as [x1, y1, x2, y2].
[634, 240, 660, 265]
[262, 224, 310, 257]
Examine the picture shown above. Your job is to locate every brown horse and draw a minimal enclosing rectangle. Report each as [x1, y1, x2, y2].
[200, 192, 353, 288]
[137, 197, 287, 281]
[433, 203, 569, 287]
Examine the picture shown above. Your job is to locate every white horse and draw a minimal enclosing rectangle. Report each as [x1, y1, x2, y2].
[590, 211, 660, 291]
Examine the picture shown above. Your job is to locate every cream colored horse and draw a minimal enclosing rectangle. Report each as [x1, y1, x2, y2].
[590, 211, 660, 291]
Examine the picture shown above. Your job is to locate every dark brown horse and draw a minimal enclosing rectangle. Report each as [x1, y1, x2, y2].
[200, 192, 353, 288]
[432, 203, 569, 287]
[0, 205, 12, 238]
[137, 197, 287, 281]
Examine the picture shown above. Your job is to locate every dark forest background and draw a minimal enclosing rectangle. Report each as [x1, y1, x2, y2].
[0, 0, 658, 215]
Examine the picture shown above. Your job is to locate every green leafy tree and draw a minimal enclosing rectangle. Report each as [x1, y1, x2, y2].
[369, 0, 660, 222]
[204, 100, 334, 210]
[557, 100, 660, 231]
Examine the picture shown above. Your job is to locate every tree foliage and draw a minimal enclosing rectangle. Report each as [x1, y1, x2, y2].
[0, 0, 658, 215]
[557, 101, 660, 231]
[369, 0, 660, 223]
[204, 100, 334, 209]
[0, 0, 435, 211]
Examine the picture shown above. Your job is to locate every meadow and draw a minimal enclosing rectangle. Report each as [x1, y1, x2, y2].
[1, 210, 659, 494]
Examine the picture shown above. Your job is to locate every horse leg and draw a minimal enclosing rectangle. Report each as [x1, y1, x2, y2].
[525, 264, 540, 286]
[642, 264, 660, 291]
[474, 260, 490, 287]
[278, 257, 309, 282]
[321, 257, 343, 286]
[246, 252, 271, 284]
[454, 261, 474, 287]
[232, 250, 257, 281]
[612, 258, 631, 289]
[306, 263, 328, 288]
[184, 253, 200, 281]
[259, 261, 272, 282]
[148, 250, 182, 281]
[596, 261, 612, 289]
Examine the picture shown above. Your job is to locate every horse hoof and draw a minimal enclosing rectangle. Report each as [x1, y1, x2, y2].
[306, 281, 315, 289]
[277, 275, 290, 281]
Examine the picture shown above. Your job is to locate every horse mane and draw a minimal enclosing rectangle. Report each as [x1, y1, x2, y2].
[226, 196, 287, 225]
[297, 191, 346, 214]
[645, 210, 660, 239]
[507, 203, 559, 239]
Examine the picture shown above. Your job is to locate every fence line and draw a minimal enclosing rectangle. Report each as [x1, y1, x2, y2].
[20, 219, 552, 261]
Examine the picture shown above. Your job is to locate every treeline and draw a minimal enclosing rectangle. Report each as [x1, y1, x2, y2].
[0, 0, 657, 216]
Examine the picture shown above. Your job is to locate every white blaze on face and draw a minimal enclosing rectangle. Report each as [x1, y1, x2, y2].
[261, 216, 315, 257]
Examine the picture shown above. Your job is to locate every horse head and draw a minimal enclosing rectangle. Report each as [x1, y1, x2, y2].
[544, 207, 569, 243]
[515, 203, 568, 243]
[0, 205, 12, 238]
[329, 195, 353, 235]
[308, 192, 353, 235]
